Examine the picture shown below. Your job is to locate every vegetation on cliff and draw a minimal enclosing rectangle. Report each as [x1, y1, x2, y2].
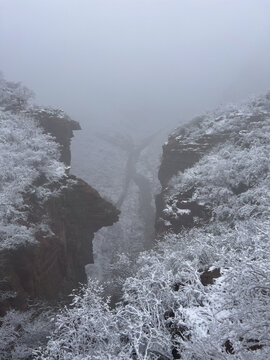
[38, 93, 270, 359]
[0, 75, 70, 250]
[0, 76, 120, 358]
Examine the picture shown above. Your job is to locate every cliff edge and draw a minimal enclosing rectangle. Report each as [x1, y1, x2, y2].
[0, 76, 119, 315]
[156, 92, 270, 234]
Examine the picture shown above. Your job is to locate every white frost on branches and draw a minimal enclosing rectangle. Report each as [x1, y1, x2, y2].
[0, 77, 66, 250]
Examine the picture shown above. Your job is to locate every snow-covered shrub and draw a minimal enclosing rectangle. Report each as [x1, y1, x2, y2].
[37, 280, 130, 360]
[39, 221, 270, 359]
[0, 77, 67, 250]
[0, 73, 34, 111]
[0, 307, 53, 360]
[166, 94, 270, 226]
[0, 109, 66, 249]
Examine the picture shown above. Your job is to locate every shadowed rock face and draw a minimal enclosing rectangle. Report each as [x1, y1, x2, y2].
[0, 110, 119, 315]
[156, 131, 223, 234]
[158, 132, 226, 188]
[0, 177, 119, 315]
[156, 95, 270, 235]
[29, 108, 81, 166]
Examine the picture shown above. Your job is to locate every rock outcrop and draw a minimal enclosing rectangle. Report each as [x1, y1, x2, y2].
[156, 93, 270, 234]
[0, 177, 119, 315]
[0, 78, 120, 315]
[28, 107, 81, 166]
[156, 129, 222, 234]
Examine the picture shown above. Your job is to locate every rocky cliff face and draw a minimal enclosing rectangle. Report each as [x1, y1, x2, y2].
[28, 107, 81, 166]
[0, 79, 120, 315]
[156, 93, 270, 234]
[156, 128, 222, 234]
[0, 177, 119, 315]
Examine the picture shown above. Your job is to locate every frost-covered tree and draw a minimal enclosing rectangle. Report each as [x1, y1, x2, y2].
[0, 307, 53, 360]
[0, 76, 68, 250]
[0, 74, 34, 111]
[39, 221, 270, 359]
[37, 280, 131, 360]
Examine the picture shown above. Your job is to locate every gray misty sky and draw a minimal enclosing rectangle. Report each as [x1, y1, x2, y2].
[1, 0, 270, 132]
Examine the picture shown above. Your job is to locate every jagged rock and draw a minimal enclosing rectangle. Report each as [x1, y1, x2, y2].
[156, 94, 270, 234]
[156, 131, 226, 233]
[0, 177, 119, 315]
[0, 81, 120, 315]
[27, 107, 81, 166]
[158, 131, 226, 188]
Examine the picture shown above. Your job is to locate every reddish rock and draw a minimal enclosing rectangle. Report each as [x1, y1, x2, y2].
[0, 177, 119, 315]
[0, 107, 119, 315]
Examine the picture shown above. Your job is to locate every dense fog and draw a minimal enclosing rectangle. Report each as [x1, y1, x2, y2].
[1, 0, 270, 133]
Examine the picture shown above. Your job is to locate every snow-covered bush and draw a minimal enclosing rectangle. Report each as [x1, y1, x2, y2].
[0, 307, 53, 359]
[39, 220, 270, 359]
[0, 77, 67, 250]
[166, 94, 270, 226]
[168, 140, 270, 224]
[37, 280, 129, 360]
[0, 73, 34, 111]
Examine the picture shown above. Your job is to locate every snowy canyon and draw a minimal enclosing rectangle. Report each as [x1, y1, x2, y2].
[0, 76, 270, 359]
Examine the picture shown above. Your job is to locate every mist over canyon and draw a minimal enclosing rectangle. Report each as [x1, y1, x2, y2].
[1, 1, 270, 359]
